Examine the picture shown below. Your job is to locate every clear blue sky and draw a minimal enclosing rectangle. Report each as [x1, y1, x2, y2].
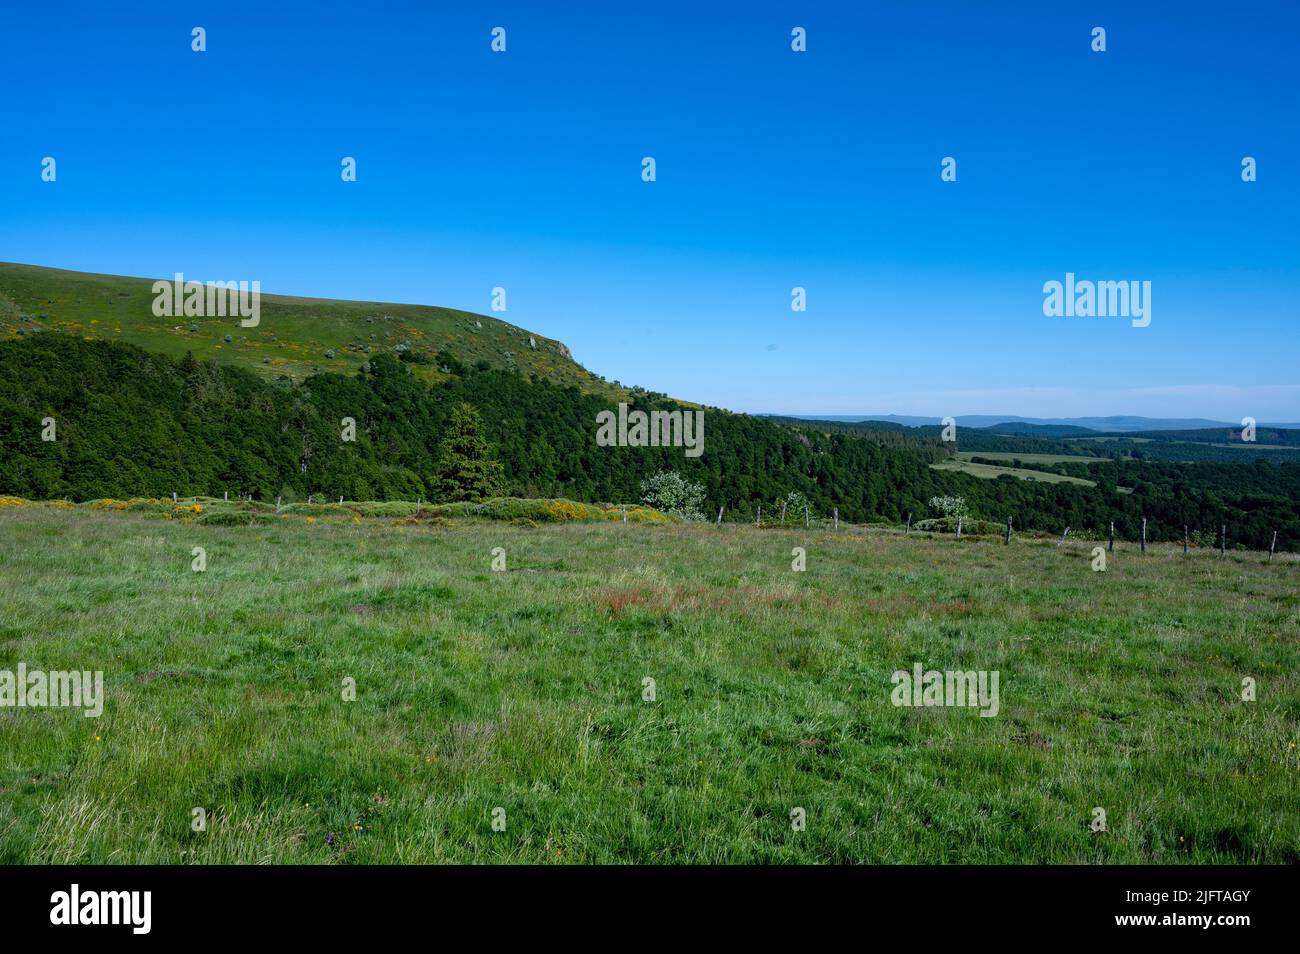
[2, 1, 1297, 419]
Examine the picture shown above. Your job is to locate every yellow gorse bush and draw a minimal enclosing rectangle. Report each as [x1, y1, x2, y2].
[544, 500, 587, 522]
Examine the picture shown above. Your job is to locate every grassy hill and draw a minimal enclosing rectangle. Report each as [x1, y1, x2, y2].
[0, 262, 618, 397]
[1, 503, 1295, 863]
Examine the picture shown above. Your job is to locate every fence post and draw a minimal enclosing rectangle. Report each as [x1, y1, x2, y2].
[833, 507, 838, 530]
[416, 498, 421, 514]
[1269, 530, 1277, 561]
[756, 505, 762, 527]
[1221, 525, 1227, 556]
[906, 512, 911, 534]
[622, 505, 627, 524]
[780, 501, 787, 526]
[172, 491, 177, 503]
[338, 496, 344, 505]
[804, 505, 809, 528]
[1141, 517, 1146, 554]
[956, 516, 963, 539]
[717, 505, 724, 527]
[1108, 521, 1114, 552]
[276, 496, 282, 512]
[224, 491, 228, 502]
[1005, 516, 1012, 545]
[1183, 525, 1189, 555]
[1058, 527, 1070, 547]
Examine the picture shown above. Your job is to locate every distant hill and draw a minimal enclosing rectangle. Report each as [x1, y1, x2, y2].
[775, 414, 1300, 432]
[0, 261, 621, 398]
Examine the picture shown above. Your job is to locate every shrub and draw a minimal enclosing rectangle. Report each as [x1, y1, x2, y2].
[928, 495, 970, 519]
[639, 471, 706, 521]
[913, 516, 1001, 536]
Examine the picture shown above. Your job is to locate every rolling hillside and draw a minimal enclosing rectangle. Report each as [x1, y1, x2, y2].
[2, 264, 1298, 552]
[0, 262, 617, 397]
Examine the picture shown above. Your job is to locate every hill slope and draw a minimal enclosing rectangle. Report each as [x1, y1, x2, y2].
[0, 262, 616, 396]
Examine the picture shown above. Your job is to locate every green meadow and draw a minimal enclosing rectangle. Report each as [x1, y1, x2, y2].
[955, 451, 1098, 466]
[931, 457, 1097, 486]
[0, 503, 1296, 864]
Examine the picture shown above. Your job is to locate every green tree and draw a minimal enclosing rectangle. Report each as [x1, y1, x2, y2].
[432, 402, 503, 502]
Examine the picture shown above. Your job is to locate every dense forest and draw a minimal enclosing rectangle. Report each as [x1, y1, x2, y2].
[2, 333, 1298, 550]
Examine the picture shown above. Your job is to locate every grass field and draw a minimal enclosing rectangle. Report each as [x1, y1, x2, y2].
[1, 505, 1296, 864]
[931, 458, 1097, 487]
[956, 451, 1098, 465]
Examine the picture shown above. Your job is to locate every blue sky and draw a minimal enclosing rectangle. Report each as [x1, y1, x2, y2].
[2, 1, 1297, 419]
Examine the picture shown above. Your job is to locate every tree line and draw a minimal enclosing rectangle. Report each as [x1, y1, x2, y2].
[1, 333, 1296, 550]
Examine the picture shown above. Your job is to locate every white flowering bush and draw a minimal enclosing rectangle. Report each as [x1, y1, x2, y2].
[639, 470, 707, 521]
[928, 495, 969, 519]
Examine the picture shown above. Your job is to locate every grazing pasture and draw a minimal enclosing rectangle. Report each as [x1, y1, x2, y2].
[931, 457, 1097, 486]
[0, 504, 1295, 863]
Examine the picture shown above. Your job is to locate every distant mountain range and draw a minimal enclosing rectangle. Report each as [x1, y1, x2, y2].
[776, 414, 1300, 433]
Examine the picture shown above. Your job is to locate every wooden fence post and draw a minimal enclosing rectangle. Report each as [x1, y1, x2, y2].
[622, 505, 627, 524]
[276, 496, 282, 512]
[1058, 527, 1070, 547]
[906, 512, 911, 534]
[956, 516, 963, 539]
[1005, 516, 1012, 545]
[1184, 525, 1189, 555]
[1269, 530, 1277, 561]
[1108, 521, 1114, 552]
[717, 505, 724, 527]
[1221, 525, 1227, 556]
[833, 507, 838, 530]
[1141, 517, 1146, 554]
[224, 491, 228, 502]
[756, 505, 762, 527]
[804, 505, 809, 529]
[780, 501, 787, 526]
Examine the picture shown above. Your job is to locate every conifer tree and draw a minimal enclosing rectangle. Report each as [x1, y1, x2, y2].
[433, 402, 503, 502]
